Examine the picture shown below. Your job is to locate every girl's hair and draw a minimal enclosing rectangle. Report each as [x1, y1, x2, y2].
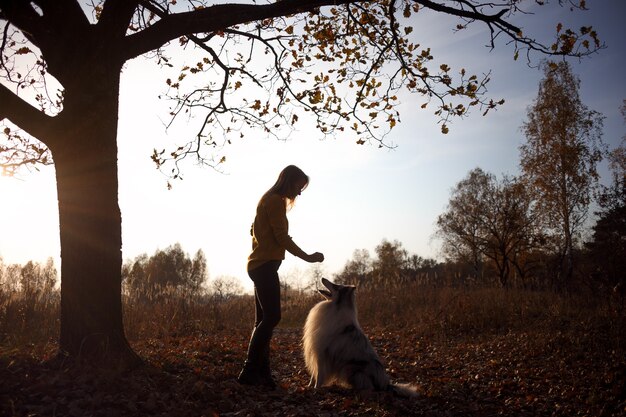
[264, 165, 309, 207]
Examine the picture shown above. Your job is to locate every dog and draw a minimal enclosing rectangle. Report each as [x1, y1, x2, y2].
[302, 278, 417, 396]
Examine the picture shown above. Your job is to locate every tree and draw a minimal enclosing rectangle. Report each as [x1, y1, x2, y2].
[335, 248, 372, 286]
[122, 243, 208, 300]
[371, 239, 408, 287]
[585, 176, 626, 303]
[520, 61, 606, 289]
[189, 249, 208, 297]
[210, 275, 243, 302]
[436, 167, 490, 281]
[585, 102, 626, 303]
[486, 176, 539, 287]
[435, 168, 537, 287]
[19, 258, 57, 296]
[0, 1, 602, 366]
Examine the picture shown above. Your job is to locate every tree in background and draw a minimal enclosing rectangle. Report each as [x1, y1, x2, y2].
[0, 1, 603, 366]
[335, 240, 438, 288]
[0, 257, 57, 295]
[436, 168, 490, 282]
[122, 244, 208, 300]
[372, 239, 408, 287]
[335, 248, 372, 286]
[436, 168, 537, 287]
[520, 61, 606, 289]
[585, 101, 626, 305]
[210, 275, 244, 302]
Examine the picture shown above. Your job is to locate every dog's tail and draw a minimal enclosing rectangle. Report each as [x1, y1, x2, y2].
[388, 382, 419, 398]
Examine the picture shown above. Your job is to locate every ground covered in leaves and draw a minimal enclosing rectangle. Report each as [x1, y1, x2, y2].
[1, 326, 624, 417]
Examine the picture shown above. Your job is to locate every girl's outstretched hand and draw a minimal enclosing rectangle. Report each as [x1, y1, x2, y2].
[306, 252, 324, 263]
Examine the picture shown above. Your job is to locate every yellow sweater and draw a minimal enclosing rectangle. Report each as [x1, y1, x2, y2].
[247, 192, 308, 271]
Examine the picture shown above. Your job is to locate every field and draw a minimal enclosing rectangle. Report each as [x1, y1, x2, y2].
[1, 285, 624, 416]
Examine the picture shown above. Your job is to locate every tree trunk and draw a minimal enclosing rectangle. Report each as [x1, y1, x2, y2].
[49, 66, 141, 368]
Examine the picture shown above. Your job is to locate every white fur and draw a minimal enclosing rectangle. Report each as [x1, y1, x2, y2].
[302, 278, 417, 396]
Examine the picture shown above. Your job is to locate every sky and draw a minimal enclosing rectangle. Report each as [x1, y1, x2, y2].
[1, 1, 625, 293]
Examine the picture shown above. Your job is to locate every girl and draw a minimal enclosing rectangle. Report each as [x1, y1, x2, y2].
[238, 165, 324, 388]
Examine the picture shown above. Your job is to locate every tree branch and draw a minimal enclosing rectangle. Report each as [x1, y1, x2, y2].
[98, 0, 141, 39]
[33, 0, 90, 30]
[0, 0, 46, 44]
[0, 82, 54, 142]
[416, 0, 520, 33]
[124, 0, 369, 60]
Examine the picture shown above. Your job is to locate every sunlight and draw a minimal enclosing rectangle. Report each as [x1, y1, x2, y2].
[0, 167, 60, 267]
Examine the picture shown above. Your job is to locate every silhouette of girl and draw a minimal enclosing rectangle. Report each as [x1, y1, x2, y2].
[237, 165, 324, 388]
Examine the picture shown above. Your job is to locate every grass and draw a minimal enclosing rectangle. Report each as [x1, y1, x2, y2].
[2, 283, 624, 416]
[2, 283, 622, 355]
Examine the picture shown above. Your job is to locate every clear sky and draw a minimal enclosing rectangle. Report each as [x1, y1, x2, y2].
[1, 2, 624, 293]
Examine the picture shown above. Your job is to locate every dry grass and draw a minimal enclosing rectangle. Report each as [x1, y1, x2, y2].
[1, 283, 623, 355]
[2, 284, 624, 416]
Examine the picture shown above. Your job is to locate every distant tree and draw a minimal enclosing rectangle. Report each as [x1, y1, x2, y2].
[520, 61, 606, 289]
[1, 263, 21, 293]
[436, 168, 491, 281]
[585, 102, 626, 302]
[0, 1, 603, 366]
[210, 275, 244, 302]
[189, 249, 209, 297]
[19, 258, 57, 296]
[335, 248, 372, 286]
[585, 179, 626, 303]
[123, 253, 150, 298]
[122, 244, 207, 299]
[371, 239, 409, 287]
[305, 264, 326, 292]
[436, 168, 537, 287]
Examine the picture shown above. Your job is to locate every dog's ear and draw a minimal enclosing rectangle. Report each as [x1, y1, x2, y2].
[318, 289, 332, 299]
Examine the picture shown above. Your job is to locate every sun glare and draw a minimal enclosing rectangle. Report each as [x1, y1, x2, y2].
[0, 168, 60, 267]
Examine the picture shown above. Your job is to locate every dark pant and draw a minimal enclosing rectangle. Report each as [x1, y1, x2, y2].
[245, 260, 282, 370]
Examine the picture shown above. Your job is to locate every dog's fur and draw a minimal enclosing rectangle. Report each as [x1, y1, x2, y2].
[302, 278, 416, 396]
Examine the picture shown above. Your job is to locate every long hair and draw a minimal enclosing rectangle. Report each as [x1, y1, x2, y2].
[264, 165, 309, 208]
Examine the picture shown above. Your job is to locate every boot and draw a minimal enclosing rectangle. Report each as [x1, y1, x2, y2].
[237, 361, 263, 386]
[259, 346, 277, 389]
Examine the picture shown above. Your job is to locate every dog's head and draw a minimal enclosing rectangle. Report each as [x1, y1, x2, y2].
[318, 278, 356, 308]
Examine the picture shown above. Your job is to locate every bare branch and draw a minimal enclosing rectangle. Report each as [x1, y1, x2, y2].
[0, 82, 53, 141]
